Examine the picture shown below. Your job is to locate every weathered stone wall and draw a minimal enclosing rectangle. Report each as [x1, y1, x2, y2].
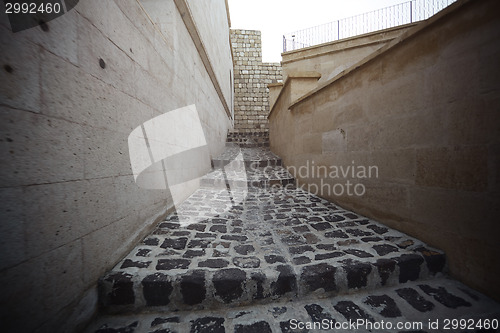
[0, 0, 232, 331]
[269, 0, 500, 300]
[231, 29, 282, 134]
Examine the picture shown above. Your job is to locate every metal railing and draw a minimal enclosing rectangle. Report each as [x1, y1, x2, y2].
[283, 0, 456, 52]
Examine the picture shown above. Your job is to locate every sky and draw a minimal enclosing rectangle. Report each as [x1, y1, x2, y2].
[227, 0, 408, 62]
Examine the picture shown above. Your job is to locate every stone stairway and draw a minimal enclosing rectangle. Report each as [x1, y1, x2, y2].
[226, 131, 270, 148]
[86, 135, 500, 333]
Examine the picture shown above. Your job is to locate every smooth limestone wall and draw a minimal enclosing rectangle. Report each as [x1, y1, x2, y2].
[231, 29, 282, 134]
[269, 0, 500, 300]
[0, 0, 232, 331]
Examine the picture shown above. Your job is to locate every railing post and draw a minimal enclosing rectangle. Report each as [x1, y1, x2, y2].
[410, 0, 413, 23]
[282, 0, 455, 52]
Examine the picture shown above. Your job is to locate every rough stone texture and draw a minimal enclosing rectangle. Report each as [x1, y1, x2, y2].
[0, 1, 233, 331]
[230, 30, 282, 134]
[269, 0, 500, 300]
[86, 278, 500, 333]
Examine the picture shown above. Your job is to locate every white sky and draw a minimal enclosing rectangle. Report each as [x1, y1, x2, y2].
[228, 0, 408, 62]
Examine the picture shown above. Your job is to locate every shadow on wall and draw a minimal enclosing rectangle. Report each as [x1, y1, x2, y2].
[128, 104, 249, 227]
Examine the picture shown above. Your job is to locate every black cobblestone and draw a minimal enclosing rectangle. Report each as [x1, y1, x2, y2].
[190, 317, 225, 333]
[120, 259, 151, 269]
[315, 252, 345, 260]
[324, 230, 349, 238]
[213, 268, 246, 303]
[264, 255, 286, 264]
[272, 265, 296, 296]
[143, 237, 159, 246]
[188, 240, 212, 248]
[234, 245, 255, 255]
[343, 260, 372, 289]
[199, 259, 229, 268]
[151, 317, 180, 327]
[104, 272, 135, 305]
[324, 214, 345, 222]
[95, 321, 138, 333]
[396, 254, 424, 283]
[346, 228, 373, 237]
[181, 271, 206, 305]
[142, 273, 173, 306]
[415, 247, 446, 274]
[183, 249, 206, 258]
[334, 300, 375, 322]
[293, 256, 311, 265]
[234, 321, 272, 333]
[156, 259, 190, 270]
[210, 225, 227, 233]
[233, 256, 260, 268]
[396, 288, 435, 312]
[301, 263, 337, 292]
[305, 303, 335, 323]
[367, 225, 389, 234]
[310, 222, 332, 231]
[221, 235, 248, 242]
[419, 285, 471, 308]
[136, 249, 151, 257]
[372, 244, 399, 256]
[364, 294, 402, 318]
[160, 238, 188, 250]
[344, 249, 373, 258]
[374, 259, 396, 286]
[289, 245, 314, 255]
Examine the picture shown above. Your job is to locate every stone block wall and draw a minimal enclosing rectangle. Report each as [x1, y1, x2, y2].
[269, 0, 500, 300]
[231, 29, 282, 134]
[0, 0, 232, 331]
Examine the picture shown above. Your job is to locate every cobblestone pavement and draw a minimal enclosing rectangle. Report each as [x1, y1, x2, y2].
[87, 278, 500, 333]
[89, 145, 499, 332]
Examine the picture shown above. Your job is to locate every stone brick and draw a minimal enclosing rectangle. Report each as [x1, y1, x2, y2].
[213, 268, 246, 303]
[301, 263, 337, 292]
[104, 272, 135, 305]
[396, 288, 435, 312]
[142, 273, 173, 306]
[272, 265, 297, 296]
[190, 317, 225, 333]
[364, 295, 402, 318]
[418, 285, 471, 309]
[181, 271, 206, 306]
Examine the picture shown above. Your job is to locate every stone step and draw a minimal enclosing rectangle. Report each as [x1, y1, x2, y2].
[212, 146, 282, 168]
[87, 277, 500, 333]
[200, 165, 295, 189]
[98, 185, 446, 315]
[226, 132, 270, 148]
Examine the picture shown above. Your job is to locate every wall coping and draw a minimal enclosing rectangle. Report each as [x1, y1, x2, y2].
[268, 82, 284, 88]
[268, 71, 321, 119]
[281, 23, 418, 65]
[288, 0, 469, 111]
[174, 0, 232, 119]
